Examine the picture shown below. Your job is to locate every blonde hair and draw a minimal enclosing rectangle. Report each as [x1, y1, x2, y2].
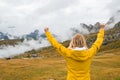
[68, 33, 88, 49]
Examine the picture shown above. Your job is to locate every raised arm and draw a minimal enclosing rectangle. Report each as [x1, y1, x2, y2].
[44, 27, 69, 57]
[88, 24, 105, 57]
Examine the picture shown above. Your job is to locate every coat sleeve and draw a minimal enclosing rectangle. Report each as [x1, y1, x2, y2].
[88, 29, 104, 57]
[45, 31, 69, 57]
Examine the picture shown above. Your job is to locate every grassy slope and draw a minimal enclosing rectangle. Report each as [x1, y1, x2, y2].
[0, 23, 120, 80]
[0, 48, 120, 80]
[0, 39, 23, 46]
[0, 40, 120, 80]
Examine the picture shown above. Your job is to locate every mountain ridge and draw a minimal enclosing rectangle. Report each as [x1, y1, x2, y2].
[13, 21, 120, 59]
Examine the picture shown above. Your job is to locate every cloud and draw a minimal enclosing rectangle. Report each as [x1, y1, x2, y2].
[107, 0, 120, 15]
[0, 0, 116, 35]
[0, 39, 50, 58]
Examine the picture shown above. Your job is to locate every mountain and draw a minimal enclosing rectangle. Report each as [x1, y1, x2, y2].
[70, 10, 120, 34]
[0, 21, 120, 58]
[17, 21, 120, 59]
[22, 29, 41, 40]
[0, 32, 14, 40]
[0, 29, 45, 40]
[86, 21, 120, 48]
[1, 10, 120, 41]
[105, 10, 120, 29]
[80, 22, 100, 33]
[70, 21, 120, 49]
[0, 11, 120, 41]
[21, 29, 59, 40]
[69, 22, 101, 37]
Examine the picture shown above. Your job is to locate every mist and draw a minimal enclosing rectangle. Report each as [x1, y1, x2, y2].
[0, 39, 50, 58]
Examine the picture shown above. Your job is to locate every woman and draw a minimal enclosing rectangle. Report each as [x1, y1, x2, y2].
[44, 24, 105, 80]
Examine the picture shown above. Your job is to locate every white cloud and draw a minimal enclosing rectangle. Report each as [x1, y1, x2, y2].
[107, 0, 120, 15]
[0, 0, 119, 35]
[0, 39, 50, 58]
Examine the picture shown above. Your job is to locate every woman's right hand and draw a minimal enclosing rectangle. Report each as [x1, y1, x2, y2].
[44, 27, 49, 32]
[100, 24, 105, 29]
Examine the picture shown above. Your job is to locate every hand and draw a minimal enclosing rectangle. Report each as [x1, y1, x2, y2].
[44, 27, 49, 32]
[100, 24, 105, 29]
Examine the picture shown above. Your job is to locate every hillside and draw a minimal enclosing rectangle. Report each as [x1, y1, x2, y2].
[0, 48, 120, 80]
[0, 22, 120, 59]
[0, 39, 23, 46]
[0, 22, 120, 80]
[16, 22, 120, 59]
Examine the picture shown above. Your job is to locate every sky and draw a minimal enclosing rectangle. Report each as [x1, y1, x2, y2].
[0, 0, 120, 36]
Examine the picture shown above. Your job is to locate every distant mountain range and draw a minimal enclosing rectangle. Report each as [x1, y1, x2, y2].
[0, 10, 120, 40]
[0, 29, 59, 41]
[0, 20, 120, 58]
[0, 32, 15, 40]
[19, 21, 120, 59]
[21, 29, 45, 40]
[0, 22, 117, 40]
[70, 10, 120, 35]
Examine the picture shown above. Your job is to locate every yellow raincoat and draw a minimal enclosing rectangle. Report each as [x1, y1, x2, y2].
[45, 29, 104, 80]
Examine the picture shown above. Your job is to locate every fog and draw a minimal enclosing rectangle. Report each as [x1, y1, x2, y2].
[0, 39, 50, 58]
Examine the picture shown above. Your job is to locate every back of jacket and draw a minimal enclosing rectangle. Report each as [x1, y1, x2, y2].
[66, 50, 93, 80]
[45, 29, 104, 80]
